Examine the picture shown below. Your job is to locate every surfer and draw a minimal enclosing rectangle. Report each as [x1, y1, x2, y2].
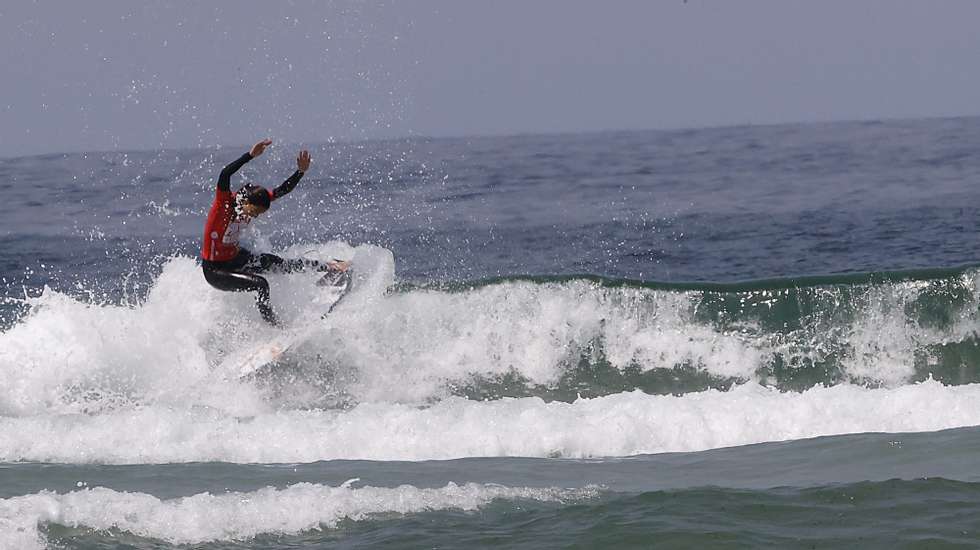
[201, 139, 349, 326]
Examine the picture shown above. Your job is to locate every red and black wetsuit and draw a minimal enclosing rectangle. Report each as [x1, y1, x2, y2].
[201, 151, 310, 325]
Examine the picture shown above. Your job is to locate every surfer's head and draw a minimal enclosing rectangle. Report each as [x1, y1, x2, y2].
[235, 183, 272, 218]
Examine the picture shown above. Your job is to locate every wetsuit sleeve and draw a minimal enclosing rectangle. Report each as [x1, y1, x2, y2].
[217, 152, 253, 192]
[270, 170, 304, 201]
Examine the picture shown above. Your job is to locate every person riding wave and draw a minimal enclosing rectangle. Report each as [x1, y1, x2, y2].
[201, 138, 349, 326]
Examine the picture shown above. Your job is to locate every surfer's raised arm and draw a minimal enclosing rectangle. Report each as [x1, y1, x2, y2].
[216, 138, 271, 192]
[270, 149, 311, 201]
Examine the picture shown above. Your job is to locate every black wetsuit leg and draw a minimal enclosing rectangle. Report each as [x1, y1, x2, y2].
[202, 250, 325, 325]
[247, 252, 321, 274]
[202, 250, 280, 326]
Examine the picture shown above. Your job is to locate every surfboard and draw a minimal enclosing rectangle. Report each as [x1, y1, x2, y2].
[219, 267, 353, 378]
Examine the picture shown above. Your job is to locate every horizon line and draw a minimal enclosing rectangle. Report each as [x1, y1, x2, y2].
[3, 112, 979, 162]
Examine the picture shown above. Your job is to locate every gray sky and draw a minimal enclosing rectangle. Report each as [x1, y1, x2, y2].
[2, 0, 980, 157]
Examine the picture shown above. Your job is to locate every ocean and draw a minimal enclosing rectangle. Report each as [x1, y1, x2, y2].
[2, 117, 980, 548]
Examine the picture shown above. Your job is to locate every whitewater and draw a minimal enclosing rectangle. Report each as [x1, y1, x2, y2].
[4, 244, 980, 464]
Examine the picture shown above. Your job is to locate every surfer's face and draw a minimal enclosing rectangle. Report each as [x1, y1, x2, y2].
[240, 203, 268, 218]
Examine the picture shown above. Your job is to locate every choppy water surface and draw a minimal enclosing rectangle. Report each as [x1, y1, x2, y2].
[3, 117, 980, 547]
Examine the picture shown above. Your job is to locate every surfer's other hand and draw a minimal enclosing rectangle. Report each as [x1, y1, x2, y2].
[297, 149, 311, 172]
[250, 139, 272, 158]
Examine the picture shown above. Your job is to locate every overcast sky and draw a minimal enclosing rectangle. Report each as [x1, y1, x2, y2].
[2, 0, 980, 157]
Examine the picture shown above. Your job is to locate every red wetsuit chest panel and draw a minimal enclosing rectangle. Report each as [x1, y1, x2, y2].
[201, 189, 251, 262]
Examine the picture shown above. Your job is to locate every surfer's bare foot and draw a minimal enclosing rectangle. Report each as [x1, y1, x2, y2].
[326, 260, 350, 272]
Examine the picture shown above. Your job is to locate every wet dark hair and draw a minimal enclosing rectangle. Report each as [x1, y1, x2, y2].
[237, 183, 271, 210]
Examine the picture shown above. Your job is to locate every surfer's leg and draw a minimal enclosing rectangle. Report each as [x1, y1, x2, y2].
[202, 265, 280, 326]
[253, 253, 317, 274]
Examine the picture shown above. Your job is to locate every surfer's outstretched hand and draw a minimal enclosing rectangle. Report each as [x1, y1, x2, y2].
[297, 149, 311, 172]
[250, 138, 272, 157]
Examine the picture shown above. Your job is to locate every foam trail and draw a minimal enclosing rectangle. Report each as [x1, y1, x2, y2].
[2, 380, 979, 464]
[0, 482, 598, 548]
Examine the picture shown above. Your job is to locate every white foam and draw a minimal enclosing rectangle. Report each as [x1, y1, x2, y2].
[0, 481, 598, 548]
[6, 242, 977, 415]
[0, 243, 392, 417]
[324, 280, 764, 403]
[332, 269, 980, 397]
[4, 244, 980, 467]
[0, 243, 767, 415]
[2, 380, 979, 464]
